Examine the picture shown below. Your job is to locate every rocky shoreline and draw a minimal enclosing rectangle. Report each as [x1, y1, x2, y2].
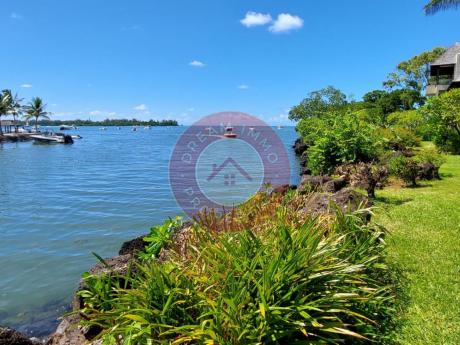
[1, 138, 373, 345]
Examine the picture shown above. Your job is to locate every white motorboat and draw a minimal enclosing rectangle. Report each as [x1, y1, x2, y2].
[30, 132, 74, 144]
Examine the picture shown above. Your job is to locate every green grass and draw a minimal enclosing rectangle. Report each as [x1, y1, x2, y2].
[375, 154, 460, 344]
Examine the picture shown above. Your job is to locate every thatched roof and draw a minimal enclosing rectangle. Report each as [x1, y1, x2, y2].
[432, 43, 460, 66]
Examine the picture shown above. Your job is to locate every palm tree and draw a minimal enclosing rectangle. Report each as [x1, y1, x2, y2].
[0, 91, 12, 136]
[425, 0, 460, 14]
[2, 89, 23, 133]
[24, 97, 50, 132]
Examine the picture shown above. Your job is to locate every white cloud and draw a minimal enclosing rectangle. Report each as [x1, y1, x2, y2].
[133, 104, 148, 111]
[189, 60, 205, 67]
[108, 112, 117, 116]
[187, 107, 195, 112]
[89, 110, 103, 116]
[240, 11, 272, 27]
[269, 13, 303, 33]
[238, 84, 249, 90]
[20, 84, 32, 88]
[10, 12, 23, 20]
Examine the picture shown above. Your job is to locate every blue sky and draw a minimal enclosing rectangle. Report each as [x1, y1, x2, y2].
[1, 0, 459, 125]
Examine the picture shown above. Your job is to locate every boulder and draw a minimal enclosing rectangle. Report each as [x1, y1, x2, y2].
[303, 188, 372, 218]
[118, 236, 148, 256]
[0, 327, 41, 345]
[322, 177, 348, 193]
[293, 138, 308, 155]
[417, 162, 440, 180]
[271, 184, 297, 196]
[46, 315, 87, 345]
[298, 175, 332, 193]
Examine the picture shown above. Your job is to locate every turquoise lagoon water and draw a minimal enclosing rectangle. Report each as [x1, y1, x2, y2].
[0, 125, 300, 335]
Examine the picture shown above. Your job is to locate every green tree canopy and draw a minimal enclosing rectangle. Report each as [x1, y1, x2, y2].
[383, 47, 446, 91]
[288, 86, 347, 121]
[361, 89, 425, 127]
[420, 88, 460, 153]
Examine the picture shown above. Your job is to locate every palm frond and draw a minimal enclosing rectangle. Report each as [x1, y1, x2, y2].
[424, 0, 460, 14]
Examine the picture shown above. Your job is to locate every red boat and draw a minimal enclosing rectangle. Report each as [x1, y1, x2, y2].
[223, 127, 237, 138]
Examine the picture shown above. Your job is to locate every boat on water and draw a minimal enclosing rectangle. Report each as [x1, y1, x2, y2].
[59, 125, 76, 130]
[30, 132, 74, 144]
[223, 126, 237, 138]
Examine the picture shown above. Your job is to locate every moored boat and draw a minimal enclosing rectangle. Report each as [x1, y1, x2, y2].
[30, 132, 74, 144]
[223, 126, 237, 138]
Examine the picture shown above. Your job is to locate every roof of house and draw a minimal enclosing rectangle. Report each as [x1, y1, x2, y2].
[432, 43, 460, 66]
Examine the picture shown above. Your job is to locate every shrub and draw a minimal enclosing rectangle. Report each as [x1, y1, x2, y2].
[303, 114, 380, 175]
[377, 127, 421, 151]
[414, 149, 445, 180]
[420, 88, 460, 154]
[389, 155, 419, 186]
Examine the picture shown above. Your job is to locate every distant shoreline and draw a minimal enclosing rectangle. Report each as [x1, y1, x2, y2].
[14, 119, 179, 127]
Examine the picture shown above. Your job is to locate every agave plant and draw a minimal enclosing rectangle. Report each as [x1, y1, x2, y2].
[24, 97, 50, 132]
[425, 0, 460, 14]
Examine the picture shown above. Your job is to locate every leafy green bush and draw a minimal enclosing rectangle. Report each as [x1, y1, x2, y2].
[389, 155, 419, 186]
[420, 88, 460, 153]
[303, 114, 380, 175]
[377, 127, 421, 151]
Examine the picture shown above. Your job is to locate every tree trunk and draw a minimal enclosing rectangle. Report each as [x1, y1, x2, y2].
[35, 117, 38, 132]
[0, 115, 3, 135]
[13, 114, 18, 133]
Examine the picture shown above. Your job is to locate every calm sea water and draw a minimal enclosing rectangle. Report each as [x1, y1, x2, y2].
[0, 126, 300, 336]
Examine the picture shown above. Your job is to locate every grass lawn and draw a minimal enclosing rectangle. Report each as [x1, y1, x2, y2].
[375, 154, 460, 344]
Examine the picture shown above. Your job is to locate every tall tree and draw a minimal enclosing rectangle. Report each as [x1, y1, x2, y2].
[2, 89, 23, 133]
[288, 86, 348, 121]
[383, 47, 446, 91]
[0, 91, 12, 136]
[24, 97, 50, 132]
[425, 0, 460, 14]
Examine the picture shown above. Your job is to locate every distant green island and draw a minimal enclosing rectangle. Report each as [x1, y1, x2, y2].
[30, 118, 179, 127]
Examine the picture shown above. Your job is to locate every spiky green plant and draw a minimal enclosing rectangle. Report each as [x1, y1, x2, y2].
[78, 205, 395, 344]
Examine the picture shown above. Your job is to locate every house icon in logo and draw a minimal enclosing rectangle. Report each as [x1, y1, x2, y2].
[207, 157, 253, 186]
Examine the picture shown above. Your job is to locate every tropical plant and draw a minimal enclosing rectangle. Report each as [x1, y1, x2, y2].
[78, 204, 395, 344]
[24, 97, 50, 132]
[0, 91, 12, 135]
[2, 89, 23, 133]
[303, 114, 380, 175]
[138, 216, 183, 261]
[424, 0, 460, 14]
[420, 88, 460, 153]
